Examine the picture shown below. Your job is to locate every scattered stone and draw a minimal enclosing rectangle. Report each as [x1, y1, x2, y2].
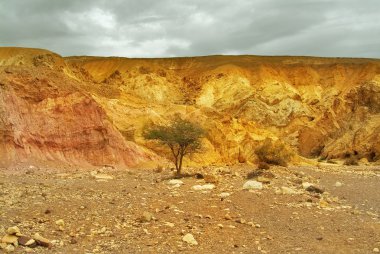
[3, 244, 15, 253]
[55, 219, 65, 226]
[217, 224, 224, 229]
[55, 219, 65, 230]
[235, 218, 246, 224]
[69, 238, 77, 244]
[6, 227, 21, 236]
[191, 184, 215, 191]
[182, 233, 198, 245]
[1, 235, 18, 246]
[306, 185, 325, 194]
[302, 182, 312, 189]
[33, 233, 52, 248]
[319, 200, 329, 208]
[164, 222, 175, 228]
[219, 192, 230, 198]
[281, 186, 298, 195]
[18, 236, 37, 248]
[373, 248, 379, 253]
[139, 211, 153, 223]
[243, 180, 263, 190]
[335, 181, 343, 187]
[168, 179, 184, 185]
[224, 214, 232, 220]
[93, 173, 114, 180]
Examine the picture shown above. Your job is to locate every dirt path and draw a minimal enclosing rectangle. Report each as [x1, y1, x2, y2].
[0, 165, 379, 253]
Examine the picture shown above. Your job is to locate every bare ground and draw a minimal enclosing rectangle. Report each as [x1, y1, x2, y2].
[0, 164, 379, 254]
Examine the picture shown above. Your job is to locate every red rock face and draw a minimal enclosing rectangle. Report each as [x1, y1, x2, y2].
[0, 60, 153, 167]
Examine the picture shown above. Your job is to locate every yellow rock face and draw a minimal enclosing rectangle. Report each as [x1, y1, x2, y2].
[1, 47, 379, 167]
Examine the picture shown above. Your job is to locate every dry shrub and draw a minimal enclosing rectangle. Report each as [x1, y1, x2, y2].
[257, 161, 270, 170]
[155, 165, 164, 173]
[255, 138, 293, 167]
[344, 157, 358, 166]
[246, 170, 263, 179]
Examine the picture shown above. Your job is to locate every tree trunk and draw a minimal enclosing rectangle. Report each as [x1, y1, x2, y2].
[177, 154, 183, 175]
[173, 155, 180, 175]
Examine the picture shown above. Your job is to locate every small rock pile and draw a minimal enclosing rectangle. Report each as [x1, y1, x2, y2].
[0, 226, 51, 253]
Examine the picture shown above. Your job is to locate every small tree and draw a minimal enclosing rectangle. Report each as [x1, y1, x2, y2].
[144, 116, 205, 176]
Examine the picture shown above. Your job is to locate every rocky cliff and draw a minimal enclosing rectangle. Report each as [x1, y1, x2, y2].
[1, 47, 379, 167]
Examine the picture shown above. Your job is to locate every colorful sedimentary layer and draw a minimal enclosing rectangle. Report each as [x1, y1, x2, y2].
[0, 47, 379, 167]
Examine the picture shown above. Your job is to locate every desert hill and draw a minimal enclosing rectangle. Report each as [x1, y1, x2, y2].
[0, 47, 379, 167]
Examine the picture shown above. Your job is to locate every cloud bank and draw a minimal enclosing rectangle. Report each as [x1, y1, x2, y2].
[1, 0, 379, 58]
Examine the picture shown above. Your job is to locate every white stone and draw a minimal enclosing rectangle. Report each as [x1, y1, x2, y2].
[219, 192, 230, 198]
[94, 173, 114, 180]
[192, 184, 215, 191]
[335, 181, 343, 187]
[243, 180, 263, 190]
[167, 179, 184, 185]
[373, 247, 379, 253]
[182, 233, 198, 245]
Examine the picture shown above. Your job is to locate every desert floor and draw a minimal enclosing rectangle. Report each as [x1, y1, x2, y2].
[1, 163, 379, 253]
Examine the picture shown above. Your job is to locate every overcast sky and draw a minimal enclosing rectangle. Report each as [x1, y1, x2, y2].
[0, 0, 379, 58]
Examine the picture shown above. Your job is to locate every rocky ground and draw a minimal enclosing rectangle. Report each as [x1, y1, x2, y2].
[0, 163, 379, 254]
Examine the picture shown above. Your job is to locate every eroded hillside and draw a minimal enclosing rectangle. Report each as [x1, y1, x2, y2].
[1, 47, 379, 167]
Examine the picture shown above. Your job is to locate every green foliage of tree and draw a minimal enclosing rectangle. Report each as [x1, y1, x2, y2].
[144, 116, 205, 175]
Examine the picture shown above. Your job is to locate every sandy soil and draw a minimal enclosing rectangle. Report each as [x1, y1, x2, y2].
[0, 164, 379, 254]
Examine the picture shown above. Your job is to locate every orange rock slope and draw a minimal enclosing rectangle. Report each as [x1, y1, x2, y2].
[0, 47, 379, 167]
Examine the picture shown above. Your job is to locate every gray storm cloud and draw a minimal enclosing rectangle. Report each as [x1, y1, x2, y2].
[0, 0, 379, 58]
